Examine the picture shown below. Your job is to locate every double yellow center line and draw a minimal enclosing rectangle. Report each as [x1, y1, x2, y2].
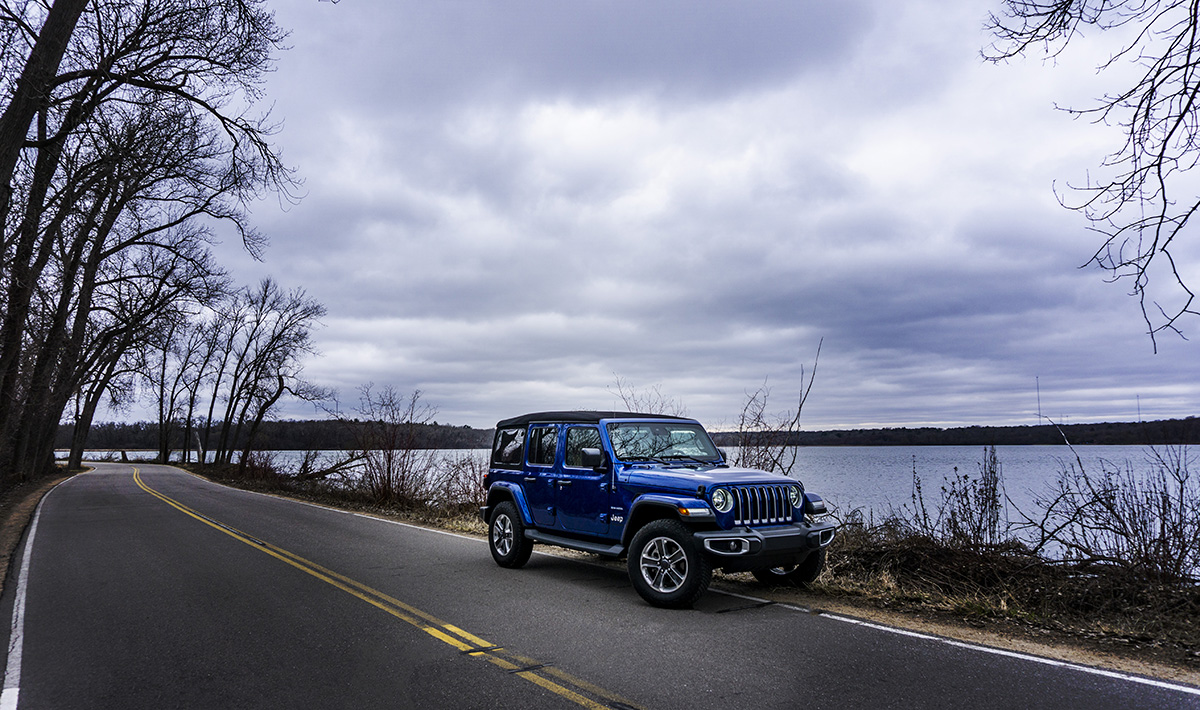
[132, 468, 642, 710]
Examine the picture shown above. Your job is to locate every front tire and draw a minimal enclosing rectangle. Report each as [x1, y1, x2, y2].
[627, 519, 711, 608]
[489, 501, 533, 568]
[751, 548, 826, 587]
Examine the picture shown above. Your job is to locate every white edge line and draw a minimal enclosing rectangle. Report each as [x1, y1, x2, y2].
[166, 464, 1200, 698]
[1, 478, 68, 710]
[820, 613, 1200, 697]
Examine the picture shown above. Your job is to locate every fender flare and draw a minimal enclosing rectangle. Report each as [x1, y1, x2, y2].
[485, 481, 534, 526]
[621, 494, 704, 546]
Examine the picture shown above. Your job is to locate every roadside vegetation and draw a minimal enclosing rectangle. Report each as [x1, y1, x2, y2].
[175, 386, 492, 533]
[807, 443, 1199, 668]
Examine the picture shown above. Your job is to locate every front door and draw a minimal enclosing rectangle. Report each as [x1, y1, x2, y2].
[555, 425, 610, 536]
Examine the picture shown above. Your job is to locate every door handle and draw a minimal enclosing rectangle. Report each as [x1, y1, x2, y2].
[557, 479, 573, 487]
[523, 476, 537, 482]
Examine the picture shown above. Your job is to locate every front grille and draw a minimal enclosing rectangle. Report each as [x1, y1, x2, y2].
[731, 484, 794, 526]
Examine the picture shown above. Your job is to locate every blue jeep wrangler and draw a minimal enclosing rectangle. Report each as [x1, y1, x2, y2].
[481, 411, 836, 608]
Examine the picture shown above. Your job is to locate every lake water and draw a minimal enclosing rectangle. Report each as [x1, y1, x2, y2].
[61, 444, 1175, 520]
[781, 444, 1168, 519]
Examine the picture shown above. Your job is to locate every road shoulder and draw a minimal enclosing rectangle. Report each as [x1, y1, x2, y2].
[0, 472, 74, 594]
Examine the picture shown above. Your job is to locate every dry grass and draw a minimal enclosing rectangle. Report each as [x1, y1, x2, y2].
[809, 516, 1200, 666]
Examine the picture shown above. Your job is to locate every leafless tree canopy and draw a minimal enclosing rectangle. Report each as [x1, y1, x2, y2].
[732, 341, 820, 476]
[986, 0, 1200, 345]
[608, 375, 689, 417]
[0, 0, 291, 485]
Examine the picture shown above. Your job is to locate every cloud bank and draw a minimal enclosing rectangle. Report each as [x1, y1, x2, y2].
[195, 0, 1200, 429]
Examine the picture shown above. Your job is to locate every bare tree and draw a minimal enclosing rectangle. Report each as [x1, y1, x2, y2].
[200, 278, 326, 470]
[0, 0, 89, 219]
[732, 342, 821, 476]
[140, 311, 219, 464]
[0, 0, 288, 484]
[3, 95, 232, 479]
[176, 306, 231, 464]
[986, 1, 1200, 345]
[608, 375, 688, 416]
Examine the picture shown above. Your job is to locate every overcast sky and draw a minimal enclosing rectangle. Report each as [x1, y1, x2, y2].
[207, 0, 1199, 431]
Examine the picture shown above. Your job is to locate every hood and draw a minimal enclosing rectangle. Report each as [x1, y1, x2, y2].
[621, 463, 795, 492]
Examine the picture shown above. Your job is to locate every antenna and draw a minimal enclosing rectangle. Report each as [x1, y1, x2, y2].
[1036, 376, 1041, 420]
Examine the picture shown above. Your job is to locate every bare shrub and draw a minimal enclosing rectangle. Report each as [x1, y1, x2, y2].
[426, 450, 488, 514]
[239, 451, 285, 483]
[350, 385, 440, 506]
[288, 449, 365, 487]
[1019, 445, 1200, 582]
[900, 446, 1008, 549]
[942, 446, 1006, 548]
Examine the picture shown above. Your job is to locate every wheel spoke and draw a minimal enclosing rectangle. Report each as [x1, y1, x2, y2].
[647, 539, 665, 561]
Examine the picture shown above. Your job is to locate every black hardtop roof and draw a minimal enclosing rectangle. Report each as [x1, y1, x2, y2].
[495, 410, 695, 429]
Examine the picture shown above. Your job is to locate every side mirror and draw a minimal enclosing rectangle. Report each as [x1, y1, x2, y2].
[718, 448, 729, 463]
[580, 447, 605, 470]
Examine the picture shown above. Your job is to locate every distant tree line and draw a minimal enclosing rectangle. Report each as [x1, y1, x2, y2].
[59, 416, 1200, 454]
[57, 418, 491, 453]
[710, 418, 1200, 447]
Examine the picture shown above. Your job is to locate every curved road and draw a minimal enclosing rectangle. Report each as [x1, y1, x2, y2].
[0, 463, 1195, 709]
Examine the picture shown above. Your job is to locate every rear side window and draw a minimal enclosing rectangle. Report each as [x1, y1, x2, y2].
[491, 427, 526, 468]
[564, 427, 602, 468]
[527, 426, 558, 466]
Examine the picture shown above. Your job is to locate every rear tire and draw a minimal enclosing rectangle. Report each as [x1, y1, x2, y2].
[627, 519, 711, 608]
[489, 501, 533, 568]
[751, 548, 826, 588]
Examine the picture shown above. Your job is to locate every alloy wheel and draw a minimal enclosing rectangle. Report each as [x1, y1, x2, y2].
[639, 536, 688, 593]
[493, 514, 514, 556]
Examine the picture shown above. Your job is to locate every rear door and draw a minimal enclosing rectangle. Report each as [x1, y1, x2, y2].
[555, 425, 611, 536]
[524, 425, 559, 527]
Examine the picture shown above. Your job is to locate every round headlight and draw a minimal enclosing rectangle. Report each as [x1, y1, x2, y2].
[711, 487, 733, 513]
[788, 485, 803, 508]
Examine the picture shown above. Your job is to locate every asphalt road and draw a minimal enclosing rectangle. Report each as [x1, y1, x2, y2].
[1, 462, 1196, 709]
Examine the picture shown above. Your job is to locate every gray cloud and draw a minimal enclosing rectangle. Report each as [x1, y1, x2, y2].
[283, 1, 875, 109]
[187, 0, 1200, 430]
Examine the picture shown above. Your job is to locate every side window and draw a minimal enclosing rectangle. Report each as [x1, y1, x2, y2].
[491, 427, 526, 468]
[527, 426, 558, 466]
[564, 427, 602, 468]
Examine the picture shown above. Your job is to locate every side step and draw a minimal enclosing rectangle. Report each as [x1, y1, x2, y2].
[525, 530, 625, 558]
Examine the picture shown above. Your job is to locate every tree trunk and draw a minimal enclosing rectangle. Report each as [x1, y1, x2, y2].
[238, 375, 285, 477]
[0, 0, 88, 219]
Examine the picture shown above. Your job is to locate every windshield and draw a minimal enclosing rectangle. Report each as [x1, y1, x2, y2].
[606, 421, 720, 462]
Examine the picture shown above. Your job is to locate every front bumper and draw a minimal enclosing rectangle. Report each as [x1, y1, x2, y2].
[693, 519, 836, 571]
